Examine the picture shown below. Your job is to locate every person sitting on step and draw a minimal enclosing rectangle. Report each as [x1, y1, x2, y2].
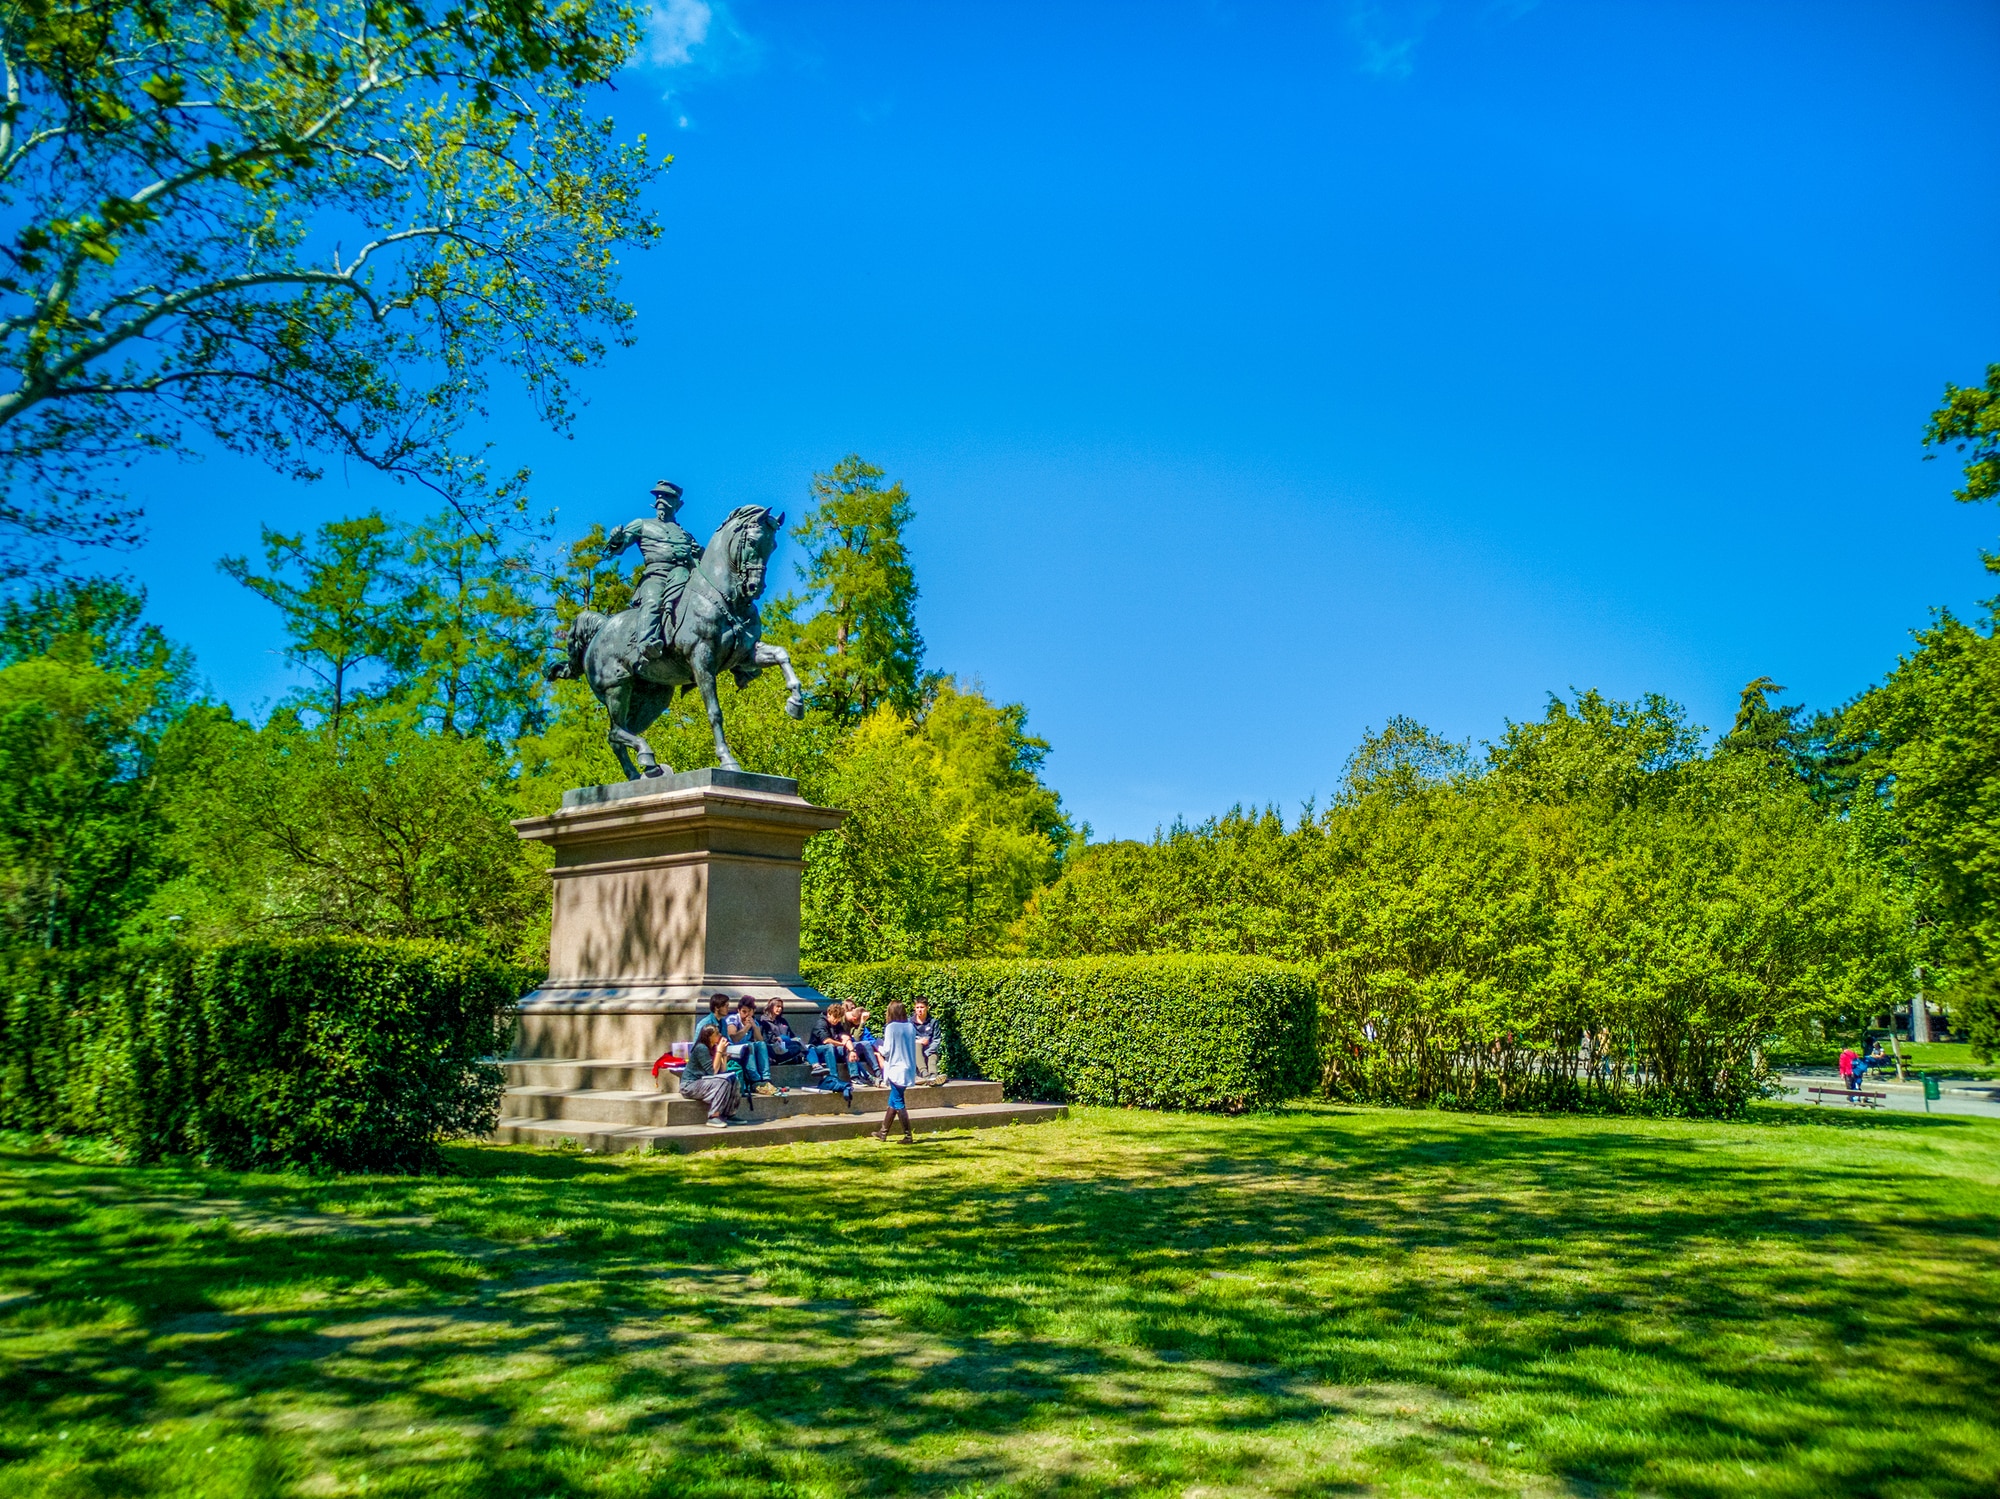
[847, 1004, 885, 1085]
[761, 997, 809, 1067]
[696, 993, 732, 1048]
[872, 1002, 918, 1144]
[700, 999, 740, 1055]
[680, 1028, 740, 1128]
[912, 999, 945, 1083]
[726, 997, 778, 1096]
[806, 1006, 856, 1096]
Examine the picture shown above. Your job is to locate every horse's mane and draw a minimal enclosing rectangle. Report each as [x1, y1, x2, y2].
[710, 504, 776, 541]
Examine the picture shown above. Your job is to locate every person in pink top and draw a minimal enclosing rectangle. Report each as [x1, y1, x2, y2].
[1838, 1045, 1858, 1093]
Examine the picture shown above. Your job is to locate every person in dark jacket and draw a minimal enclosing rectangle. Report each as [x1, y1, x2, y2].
[806, 1007, 859, 1094]
[762, 997, 809, 1066]
[912, 999, 944, 1082]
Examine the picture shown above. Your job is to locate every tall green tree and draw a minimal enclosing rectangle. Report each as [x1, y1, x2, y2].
[1486, 689, 1702, 811]
[768, 455, 925, 721]
[0, 577, 191, 947]
[383, 507, 545, 742]
[155, 704, 539, 955]
[1845, 615, 2000, 975]
[0, 0, 665, 577]
[219, 515, 397, 735]
[1923, 363, 2000, 517]
[1832, 365, 2000, 1053]
[802, 682, 1070, 960]
[1340, 716, 1470, 803]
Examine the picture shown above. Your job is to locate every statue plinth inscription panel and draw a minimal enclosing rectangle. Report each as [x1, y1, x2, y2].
[510, 769, 848, 1059]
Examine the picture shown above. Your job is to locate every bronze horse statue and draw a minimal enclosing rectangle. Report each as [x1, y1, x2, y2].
[549, 505, 805, 779]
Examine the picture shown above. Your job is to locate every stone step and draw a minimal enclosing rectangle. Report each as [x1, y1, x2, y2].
[502, 1060, 658, 1091]
[489, 1099, 1067, 1155]
[504, 1084, 847, 1128]
[499, 1058, 952, 1093]
[501, 1077, 1004, 1129]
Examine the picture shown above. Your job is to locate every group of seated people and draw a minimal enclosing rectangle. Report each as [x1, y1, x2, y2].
[669, 995, 945, 1136]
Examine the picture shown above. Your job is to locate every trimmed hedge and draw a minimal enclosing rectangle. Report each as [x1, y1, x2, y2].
[806, 955, 1318, 1111]
[0, 938, 525, 1172]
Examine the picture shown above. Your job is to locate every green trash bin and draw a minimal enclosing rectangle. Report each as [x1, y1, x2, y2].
[1921, 1073, 1941, 1111]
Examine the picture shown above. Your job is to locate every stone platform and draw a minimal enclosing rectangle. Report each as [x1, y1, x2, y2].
[490, 1058, 1067, 1154]
[511, 768, 847, 1059]
[501, 769, 1067, 1153]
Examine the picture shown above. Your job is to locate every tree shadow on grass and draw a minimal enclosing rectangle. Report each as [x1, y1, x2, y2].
[3, 1111, 1998, 1497]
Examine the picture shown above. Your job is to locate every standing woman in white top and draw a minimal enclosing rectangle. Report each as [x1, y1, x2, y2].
[873, 1002, 919, 1143]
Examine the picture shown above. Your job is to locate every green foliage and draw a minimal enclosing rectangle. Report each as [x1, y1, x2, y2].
[801, 684, 1070, 961]
[0, 942, 195, 1154]
[1718, 675, 1816, 784]
[381, 507, 547, 742]
[1923, 362, 2000, 513]
[1018, 694, 1911, 1117]
[809, 955, 1319, 1110]
[218, 514, 398, 734]
[0, 577, 191, 948]
[221, 505, 546, 742]
[1485, 687, 1702, 808]
[1956, 970, 2000, 1062]
[192, 940, 522, 1172]
[0, 937, 521, 1171]
[767, 455, 925, 720]
[517, 670, 1072, 962]
[1842, 609, 2000, 999]
[549, 522, 640, 627]
[0, 0, 666, 573]
[1339, 714, 1470, 802]
[154, 705, 542, 958]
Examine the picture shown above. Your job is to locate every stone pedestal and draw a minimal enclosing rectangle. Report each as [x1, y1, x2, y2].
[510, 768, 847, 1060]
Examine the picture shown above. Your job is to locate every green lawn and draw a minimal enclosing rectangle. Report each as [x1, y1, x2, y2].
[1890, 1043, 2000, 1080]
[5, 1104, 1998, 1499]
[1769, 1039, 2000, 1081]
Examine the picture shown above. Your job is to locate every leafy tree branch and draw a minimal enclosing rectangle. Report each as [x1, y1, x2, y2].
[0, 0, 667, 579]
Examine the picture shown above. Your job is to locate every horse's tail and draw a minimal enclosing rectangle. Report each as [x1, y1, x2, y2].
[547, 610, 606, 681]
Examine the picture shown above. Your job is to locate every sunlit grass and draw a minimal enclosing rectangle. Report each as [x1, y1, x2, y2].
[1769, 1038, 2000, 1080]
[1892, 1042, 2000, 1079]
[3, 1103, 1997, 1497]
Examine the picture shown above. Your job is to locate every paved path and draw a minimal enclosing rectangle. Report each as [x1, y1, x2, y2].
[1777, 1070, 2000, 1121]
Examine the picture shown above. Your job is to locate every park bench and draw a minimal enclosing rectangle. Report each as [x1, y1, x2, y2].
[1805, 1086, 1885, 1109]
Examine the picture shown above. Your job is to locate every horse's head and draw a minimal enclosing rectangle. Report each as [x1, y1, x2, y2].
[700, 505, 786, 603]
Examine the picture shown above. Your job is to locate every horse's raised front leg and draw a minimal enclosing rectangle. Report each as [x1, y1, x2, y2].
[688, 648, 741, 772]
[754, 641, 806, 720]
[602, 678, 661, 780]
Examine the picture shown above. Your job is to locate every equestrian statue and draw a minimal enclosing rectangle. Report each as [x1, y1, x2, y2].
[548, 479, 806, 780]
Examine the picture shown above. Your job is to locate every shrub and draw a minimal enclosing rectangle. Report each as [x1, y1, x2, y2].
[807, 955, 1318, 1110]
[1959, 970, 2000, 1062]
[0, 942, 201, 1155]
[0, 937, 524, 1171]
[1012, 700, 1914, 1120]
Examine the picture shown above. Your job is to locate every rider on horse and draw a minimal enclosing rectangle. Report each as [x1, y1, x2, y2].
[606, 480, 703, 664]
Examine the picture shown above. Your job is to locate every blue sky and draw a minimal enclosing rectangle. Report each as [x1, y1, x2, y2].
[118, 0, 1999, 838]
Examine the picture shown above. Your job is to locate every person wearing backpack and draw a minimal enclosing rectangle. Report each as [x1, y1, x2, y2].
[727, 996, 778, 1096]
